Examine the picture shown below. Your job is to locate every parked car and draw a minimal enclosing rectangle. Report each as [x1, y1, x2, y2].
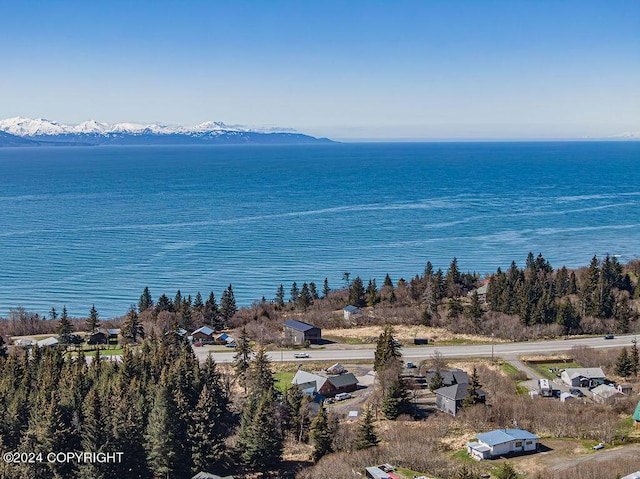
[604, 334, 614, 340]
[406, 362, 416, 368]
[294, 352, 310, 358]
[593, 443, 605, 450]
[569, 388, 585, 397]
[335, 392, 352, 401]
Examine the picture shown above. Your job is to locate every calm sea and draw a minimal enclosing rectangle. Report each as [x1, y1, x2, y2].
[0, 142, 639, 318]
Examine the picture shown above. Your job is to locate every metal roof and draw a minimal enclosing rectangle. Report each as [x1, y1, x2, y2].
[292, 370, 327, 392]
[283, 319, 318, 332]
[634, 400, 640, 422]
[592, 384, 623, 399]
[343, 305, 360, 312]
[435, 383, 486, 401]
[192, 326, 215, 336]
[476, 429, 539, 447]
[327, 373, 358, 388]
[563, 367, 606, 380]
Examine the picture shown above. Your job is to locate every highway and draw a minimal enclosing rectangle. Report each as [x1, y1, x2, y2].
[193, 334, 638, 364]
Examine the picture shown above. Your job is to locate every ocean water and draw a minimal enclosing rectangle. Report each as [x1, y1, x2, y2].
[0, 142, 639, 319]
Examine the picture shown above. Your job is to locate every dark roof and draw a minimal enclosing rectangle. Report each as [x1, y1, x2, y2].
[283, 319, 318, 332]
[326, 373, 358, 388]
[435, 383, 486, 401]
[426, 368, 468, 386]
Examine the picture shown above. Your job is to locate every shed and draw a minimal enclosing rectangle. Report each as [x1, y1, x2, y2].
[192, 472, 234, 479]
[283, 319, 321, 345]
[191, 326, 216, 344]
[343, 305, 362, 320]
[434, 383, 486, 417]
[467, 429, 539, 460]
[592, 384, 626, 404]
[560, 392, 577, 403]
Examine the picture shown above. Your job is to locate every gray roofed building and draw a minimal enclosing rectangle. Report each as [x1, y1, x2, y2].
[283, 319, 321, 345]
[560, 367, 606, 387]
[591, 384, 625, 404]
[425, 368, 468, 387]
[343, 305, 362, 320]
[192, 472, 234, 479]
[37, 337, 59, 348]
[435, 383, 486, 417]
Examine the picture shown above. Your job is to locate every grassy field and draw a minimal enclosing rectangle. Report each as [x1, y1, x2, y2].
[274, 371, 296, 392]
[527, 361, 582, 380]
[67, 346, 125, 357]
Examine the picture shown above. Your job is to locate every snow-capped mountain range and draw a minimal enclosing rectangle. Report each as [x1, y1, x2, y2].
[0, 117, 331, 146]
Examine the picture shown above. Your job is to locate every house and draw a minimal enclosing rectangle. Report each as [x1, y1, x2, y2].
[591, 384, 626, 404]
[283, 319, 321, 345]
[365, 467, 401, 479]
[633, 400, 640, 431]
[621, 473, 640, 479]
[426, 368, 469, 387]
[434, 383, 486, 417]
[467, 280, 489, 304]
[191, 326, 216, 344]
[292, 370, 358, 397]
[560, 367, 606, 388]
[87, 328, 108, 345]
[215, 332, 235, 345]
[560, 392, 577, 403]
[467, 429, 539, 460]
[37, 337, 59, 348]
[343, 305, 362, 320]
[192, 472, 234, 479]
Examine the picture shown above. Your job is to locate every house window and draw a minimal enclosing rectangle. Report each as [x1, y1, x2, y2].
[515, 441, 523, 447]
[526, 441, 532, 445]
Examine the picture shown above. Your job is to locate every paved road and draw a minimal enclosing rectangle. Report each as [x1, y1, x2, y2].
[193, 334, 638, 363]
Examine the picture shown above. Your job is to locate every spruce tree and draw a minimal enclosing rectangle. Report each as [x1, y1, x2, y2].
[429, 370, 445, 391]
[0, 334, 7, 359]
[57, 313, 74, 343]
[240, 392, 283, 470]
[121, 305, 144, 343]
[374, 324, 401, 371]
[233, 328, 253, 392]
[87, 304, 100, 332]
[78, 388, 107, 479]
[384, 273, 393, 287]
[310, 405, 333, 462]
[323, 277, 330, 298]
[220, 284, 237, 323]
[204, 291, 222, 329]
[496, 462, 519, 479]
[189, 384, 226, 473]
[290, 282, 300, 304]
[298, 282, 312, 310]
[193, 291, 204, 311]
[615, 348, 633, 378]
[348, 276, 366, 307]
[366, 279, 378, 307]
[381, 374, 411, 420]
[138, 286, 153, 312]
[248, 346, 275, 395]
[464, 367, 483, 406]
[49, 306, 58, 320]
[309, 281, 319, 300]
[145, 384, 178, 478]
[354, 405, 379, 450]
[275, 284, 285, 308]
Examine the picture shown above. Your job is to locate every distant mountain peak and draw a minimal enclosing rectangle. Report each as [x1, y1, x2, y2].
[0, 116, 333, 146]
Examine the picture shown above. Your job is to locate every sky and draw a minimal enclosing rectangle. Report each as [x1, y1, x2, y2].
[1, 1, 639, 140]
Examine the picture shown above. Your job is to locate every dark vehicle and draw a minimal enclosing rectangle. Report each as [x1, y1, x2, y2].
[604, 335, 614, 340]
[569, 388, 585, 397]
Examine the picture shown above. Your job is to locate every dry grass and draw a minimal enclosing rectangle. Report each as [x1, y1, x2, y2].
[321, 325, 498, 345]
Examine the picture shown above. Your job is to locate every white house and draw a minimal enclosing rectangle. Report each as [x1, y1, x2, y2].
[343, 305, 362, 320]
[467, 429, 539, 460]
[560, 367, 606, 388]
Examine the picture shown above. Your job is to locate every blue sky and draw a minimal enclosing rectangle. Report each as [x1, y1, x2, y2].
[1, 1, 639, 139]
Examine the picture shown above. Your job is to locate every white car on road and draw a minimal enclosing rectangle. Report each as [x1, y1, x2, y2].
[294, 352, 310, 358]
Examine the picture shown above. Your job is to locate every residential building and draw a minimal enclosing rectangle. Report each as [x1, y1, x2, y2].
[467, 429, 539, 460]
[425, 368, 468, 387]
[292, 370, 358, 397]
[343, 305, 362, 320]
[191, 325, 216, 344]
[560, 367, 606, 388]
[192, 473, 234, 479]
[283, 319, 321, 345]
[634, 400, 640, 431]
[434, 383, 486, 417]
[87, 328, 108, 345]
[37, 337, 59, 348]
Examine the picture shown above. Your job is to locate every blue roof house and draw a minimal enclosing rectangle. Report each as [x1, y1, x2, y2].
[467, 429, 539, 460]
